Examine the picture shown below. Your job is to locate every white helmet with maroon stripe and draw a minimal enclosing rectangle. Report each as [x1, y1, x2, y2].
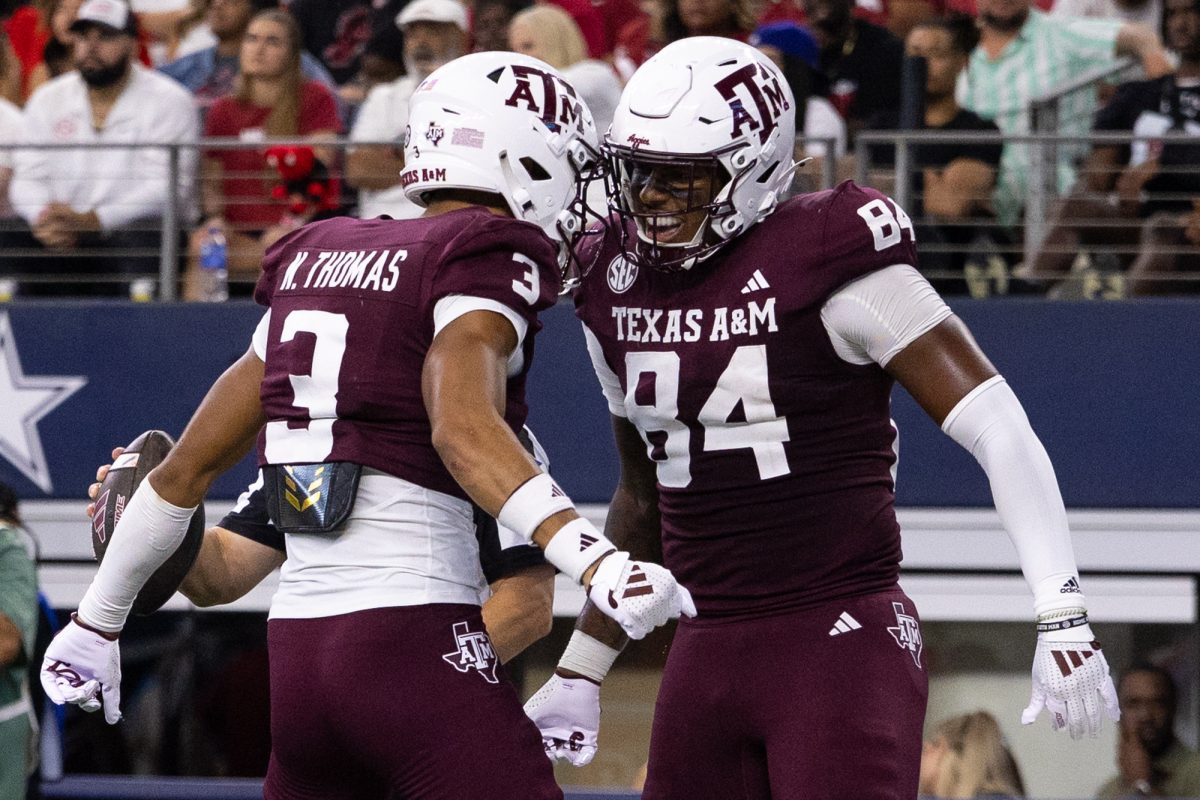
[606, 37, 797, 270]
[402, 52, 601, 270]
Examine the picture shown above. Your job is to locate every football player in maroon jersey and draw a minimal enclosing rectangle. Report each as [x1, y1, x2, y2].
[39, 52, 694, 800]
[84, 426, 559, 665]
[524, 37, 1118, 798]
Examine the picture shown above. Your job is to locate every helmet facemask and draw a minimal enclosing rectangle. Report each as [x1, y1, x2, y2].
[606, 143, 747, 272]
[555, 135, 610, 293]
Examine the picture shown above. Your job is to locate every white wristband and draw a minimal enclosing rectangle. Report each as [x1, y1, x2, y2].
[497, 472, 575, 541]
[558, 630, 620, 684]
[542, 517, 617, 584]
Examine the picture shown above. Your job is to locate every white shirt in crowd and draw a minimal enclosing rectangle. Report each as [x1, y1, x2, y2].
[802, 96, 848, 159]
[9, 64, 199, 231]
[562, 59, 623, 135]
[1051, 0, 1160, 35]
[350, 74, 424, 221]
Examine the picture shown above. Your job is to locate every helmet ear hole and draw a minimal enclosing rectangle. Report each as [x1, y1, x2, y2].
[519, 157, 553, 181]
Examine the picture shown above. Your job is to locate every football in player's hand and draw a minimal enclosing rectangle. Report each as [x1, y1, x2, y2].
[90, 430, 205, 615]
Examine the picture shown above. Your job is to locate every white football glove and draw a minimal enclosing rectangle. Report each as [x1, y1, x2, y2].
[523, 674, 601, 767]
[40, 615, 123, 725]
[1021, 622, 1119, 739]
[587, 552, 696, 640]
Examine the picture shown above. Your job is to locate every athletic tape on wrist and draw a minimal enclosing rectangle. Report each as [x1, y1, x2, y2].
[542, 517, 616, 584]
[558, 630, 620, 684]
[497, 472, 575, 542]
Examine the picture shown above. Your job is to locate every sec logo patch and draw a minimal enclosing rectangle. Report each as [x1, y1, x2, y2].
[607, 255, 637, 294]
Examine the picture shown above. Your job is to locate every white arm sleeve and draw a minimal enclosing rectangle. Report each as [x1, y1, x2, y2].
[76, 481, 197, 631]
[820, 264, 952, 367]
[433, 295, 528, 377]
[582, 323, 626, 417]
[941, 376, 1084, 618]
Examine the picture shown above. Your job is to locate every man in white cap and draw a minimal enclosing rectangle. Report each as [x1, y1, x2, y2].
[2, 0, 198, 298]
[346, 0, 468, 220]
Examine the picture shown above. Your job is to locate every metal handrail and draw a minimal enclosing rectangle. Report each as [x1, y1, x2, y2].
[2, 131, 1197, 299]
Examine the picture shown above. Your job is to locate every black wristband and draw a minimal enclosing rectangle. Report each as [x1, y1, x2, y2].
[1036, 613, 1089, 633]
[71, 612, 120, 641]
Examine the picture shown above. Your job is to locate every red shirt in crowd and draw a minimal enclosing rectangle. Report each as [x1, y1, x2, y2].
[205, 80, 342, 229]
[544, 0, 607, 58]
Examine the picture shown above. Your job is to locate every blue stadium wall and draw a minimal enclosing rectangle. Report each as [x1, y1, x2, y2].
[1, 299, 1196, 508]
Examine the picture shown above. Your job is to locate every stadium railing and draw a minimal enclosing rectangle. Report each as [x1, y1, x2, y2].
[855, 129, 1200, 298]
[1, 131, 1198, 300]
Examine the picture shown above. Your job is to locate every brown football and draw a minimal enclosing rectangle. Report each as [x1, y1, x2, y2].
[90, 430, 205, 616]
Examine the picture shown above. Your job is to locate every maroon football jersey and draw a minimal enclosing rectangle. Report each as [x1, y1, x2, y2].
[254, 208, 560, 500]
[575, 181, 919, 617]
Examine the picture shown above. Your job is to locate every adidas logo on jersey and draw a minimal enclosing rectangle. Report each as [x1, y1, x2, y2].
[1052, 647, 1097, 678]
[1060, 577, 1081, 593]
[828, 611, 862, 636]
[740, 269, 771, 294]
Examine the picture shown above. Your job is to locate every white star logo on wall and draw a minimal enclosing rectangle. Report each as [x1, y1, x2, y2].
[0, 311, 87, 493]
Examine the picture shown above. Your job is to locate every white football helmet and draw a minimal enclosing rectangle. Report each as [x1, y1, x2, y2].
[606, 37, 797, 270]
[403, 51, 603, 276]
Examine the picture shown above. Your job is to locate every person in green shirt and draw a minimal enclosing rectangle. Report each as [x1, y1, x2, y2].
[0, 481, 38, 800]
[1097, 664, 1200, 798]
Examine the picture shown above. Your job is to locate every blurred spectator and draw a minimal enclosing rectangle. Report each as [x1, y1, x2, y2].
[615, 0, 754, 80]
[0, 95, 21, 226]
[592, 0, 642, 58]
[1052, 0, 1160, 34]
[285, 0, 371, 86]
[919, 711, 1026, 799]
[135, 0, 217, 67]
[0, 28, 21, 103]
[806, 0, 904, 136]
[189, 8, 340, 298]
[2, 0, 199, 299]
[543, 0, 606, 59]
[509, 5, 622, 132]
[335, 31, 404, 109]
[25, 0, 83, 96]
[1033, 0, 1200, 289]
[758, 0, 888, 31]
[0, 482, 39, 800]
[345, 0, 465, 221]
[1128, 201, 1200, 294]
[473, 0, 532, 53]
[665, 0, 755, 42]
[334, 0, 408, 107]
[613, 0, 665, 80]
[871, 16, 1002, 291]
[751, 21, 847, 158]
[160, 0, 335, 117]
[1095, 664, 1200, 797]
[958, 0, 1170, 227]
[5, 0, 58, 98]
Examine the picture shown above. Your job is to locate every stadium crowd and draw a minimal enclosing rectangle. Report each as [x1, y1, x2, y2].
[0, 0, 1194, 297]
